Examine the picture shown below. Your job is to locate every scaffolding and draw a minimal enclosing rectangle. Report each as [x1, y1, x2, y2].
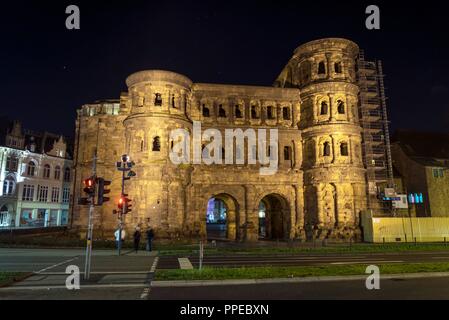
[357, 51, 394, 215]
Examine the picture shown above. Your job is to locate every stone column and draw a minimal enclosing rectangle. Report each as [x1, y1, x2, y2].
[328, 93, 335, 122]
[326, 53, 332, 80]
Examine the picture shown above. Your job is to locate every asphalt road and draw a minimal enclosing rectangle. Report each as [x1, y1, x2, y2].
[157, 251, 449, 269]
[0, 248, 157, 300]
[148, 277, 449, 300]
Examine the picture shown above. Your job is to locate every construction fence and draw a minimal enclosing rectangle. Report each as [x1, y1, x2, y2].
[361, 211, 449, 243]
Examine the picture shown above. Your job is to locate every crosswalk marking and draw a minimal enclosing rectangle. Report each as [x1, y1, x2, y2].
[178, 258, 194, 269]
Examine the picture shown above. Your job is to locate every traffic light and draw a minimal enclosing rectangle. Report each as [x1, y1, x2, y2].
[96, 177, 111, 205]
[124, 197, 132, 214]
[118, 195, 132, 214]
[83, 177, 96, 196]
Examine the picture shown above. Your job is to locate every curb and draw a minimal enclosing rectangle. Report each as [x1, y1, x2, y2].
[0, 272, 34, 288]
[151, 272, 449, 287]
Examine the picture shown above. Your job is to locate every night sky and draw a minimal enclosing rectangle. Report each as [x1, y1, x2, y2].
[1, 0, 448, 139]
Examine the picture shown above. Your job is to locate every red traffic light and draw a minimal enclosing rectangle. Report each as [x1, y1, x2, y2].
[83, 177, 96, 195]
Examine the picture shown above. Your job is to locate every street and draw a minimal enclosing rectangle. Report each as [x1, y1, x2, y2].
[2, 247, 449, 299]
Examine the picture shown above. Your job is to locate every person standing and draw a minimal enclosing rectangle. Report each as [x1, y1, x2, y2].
[146, 227, 154, 252]
[114, 227, 126, 251]
[133, 227, 141, 253]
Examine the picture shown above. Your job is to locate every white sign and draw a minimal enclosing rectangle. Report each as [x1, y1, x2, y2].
[392, 194, 408, 209]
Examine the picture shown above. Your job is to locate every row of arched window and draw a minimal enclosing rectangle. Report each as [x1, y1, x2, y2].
[317, 61, 343, 75]
[202, 104, 292, 121]
[322, 142, 349, 157]
[25, 162, 71, 181]
[199, 144, 293, 162]
[320, 100, 345, 115]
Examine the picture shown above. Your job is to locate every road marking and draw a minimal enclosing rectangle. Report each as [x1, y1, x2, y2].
[330, 260, 404, 265]
[150, 257, 159, 273]
[140, 287, 151, 299]
[0, 283, 149, 291]
[178, 258, 193, 270]
[35, 257, 79, 274]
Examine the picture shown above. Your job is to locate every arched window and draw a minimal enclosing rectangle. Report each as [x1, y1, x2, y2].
[282, 107, 290, 120]
[202, 144, 209, 160]
[140, 140, 145, 152]
[27, 161, 36, 176]
[267, 106, 274, 119]
[323, 142, 331, 157]
[218, 105, 226, 118]
[235, 105, 242, 118]
[202, 105, 210, 117]
[318, 61, 326, 75]
[335, 62, 342, 73]
[43, 164, 51, 179]
[171, 95, 176, 108]
[284, 146, 292, 161]
[320, 101, 328, 115]
[154, 93, 162, 106]
[337, 100, 345, 114]
[251, 106, 259, 119]
[221, 148, 225, 161]
[340, 142, 349, 156]
[2, 177, 15, 195]
[64, 167, 71, 182]
[152, 136, 161, 152]
[54, 166, 61, 180]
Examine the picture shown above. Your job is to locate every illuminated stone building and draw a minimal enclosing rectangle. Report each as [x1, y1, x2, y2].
[72, 38, 378, 241]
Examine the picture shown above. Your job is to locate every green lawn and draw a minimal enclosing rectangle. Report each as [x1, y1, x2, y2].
[157, 242, 449, 256]
[0, 272, 28, 287]
[154, 262, 449, 281]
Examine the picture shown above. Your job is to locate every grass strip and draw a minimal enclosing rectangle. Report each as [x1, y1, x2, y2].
[154, 262, 449, 281]
[0, 272, 29, 287]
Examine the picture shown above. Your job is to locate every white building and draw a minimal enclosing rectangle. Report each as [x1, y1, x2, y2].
[0, 121, 73, 228]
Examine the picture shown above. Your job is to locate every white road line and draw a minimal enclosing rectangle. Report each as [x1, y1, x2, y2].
[34, 257, 80, 274]
[330, 260, 404, 265]
[0, 283, 149, 291]
[150, 257, 159, 273]
[140, 287, 151, 299]
[178, 258, 194, 270]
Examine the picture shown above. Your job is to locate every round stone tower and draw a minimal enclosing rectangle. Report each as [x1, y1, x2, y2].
[295, 38, 367, 240]
[123, 70, 193, 238]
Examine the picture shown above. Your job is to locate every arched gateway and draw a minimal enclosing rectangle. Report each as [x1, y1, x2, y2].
[258, 194, 291, 240]
[205, 193, 239, 240]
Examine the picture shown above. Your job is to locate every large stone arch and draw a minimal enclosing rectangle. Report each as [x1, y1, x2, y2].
[255, 190, 293, 240]
[200, 187, 243, 241]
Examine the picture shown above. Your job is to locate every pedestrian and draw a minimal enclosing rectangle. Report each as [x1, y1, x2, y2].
[146, 227, 154, 252]
[133, 227, 141, 253]
[114, 227, 126, 251]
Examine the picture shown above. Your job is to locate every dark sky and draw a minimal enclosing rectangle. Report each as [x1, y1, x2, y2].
[1, 0, 448, 138]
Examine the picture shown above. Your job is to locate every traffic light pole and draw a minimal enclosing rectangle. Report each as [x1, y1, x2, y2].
[84, 150, 97, 280]
[118, 166, 125, 256]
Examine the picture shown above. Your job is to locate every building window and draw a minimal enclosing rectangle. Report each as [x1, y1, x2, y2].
[337, 100, 345, 114]
[320, 101, 328, 115]
[38, 185, 48, 202]
[284, 146, 292, 161]
[54, 166, 61, 180]
[251, 106, 259, 119]
[152, 136, 161, 152]
[340, 142, 349, 156]
[440, 169, 444, 178]
[318, 61, 326, 75]
[51, 187, 60, 203]
[202, 105, 210, 117]
[64, 167, 71, 182]
[22, 184, 35, 201]
[218, 105, 226, 118]
[221, 148, 225, 161]
[334, 62, 342, 73]
[2, 177, 15, 195]
[171, 95, 176, 108]
[433, 168, 444, 178]
[282, 107, 290, 120]
[27, 161, 36, 176]
[62, 188, 70, 204]
[61, 210, 69, 225]
[6, 156, 18, 172]
[154, 93, 162, 106]
[201, 144, 209, 160]
[43, 164, 51, 179]
[267, 106, 274, 120]
[323, 142, 331, 156]
[235, 105, 242, 118]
